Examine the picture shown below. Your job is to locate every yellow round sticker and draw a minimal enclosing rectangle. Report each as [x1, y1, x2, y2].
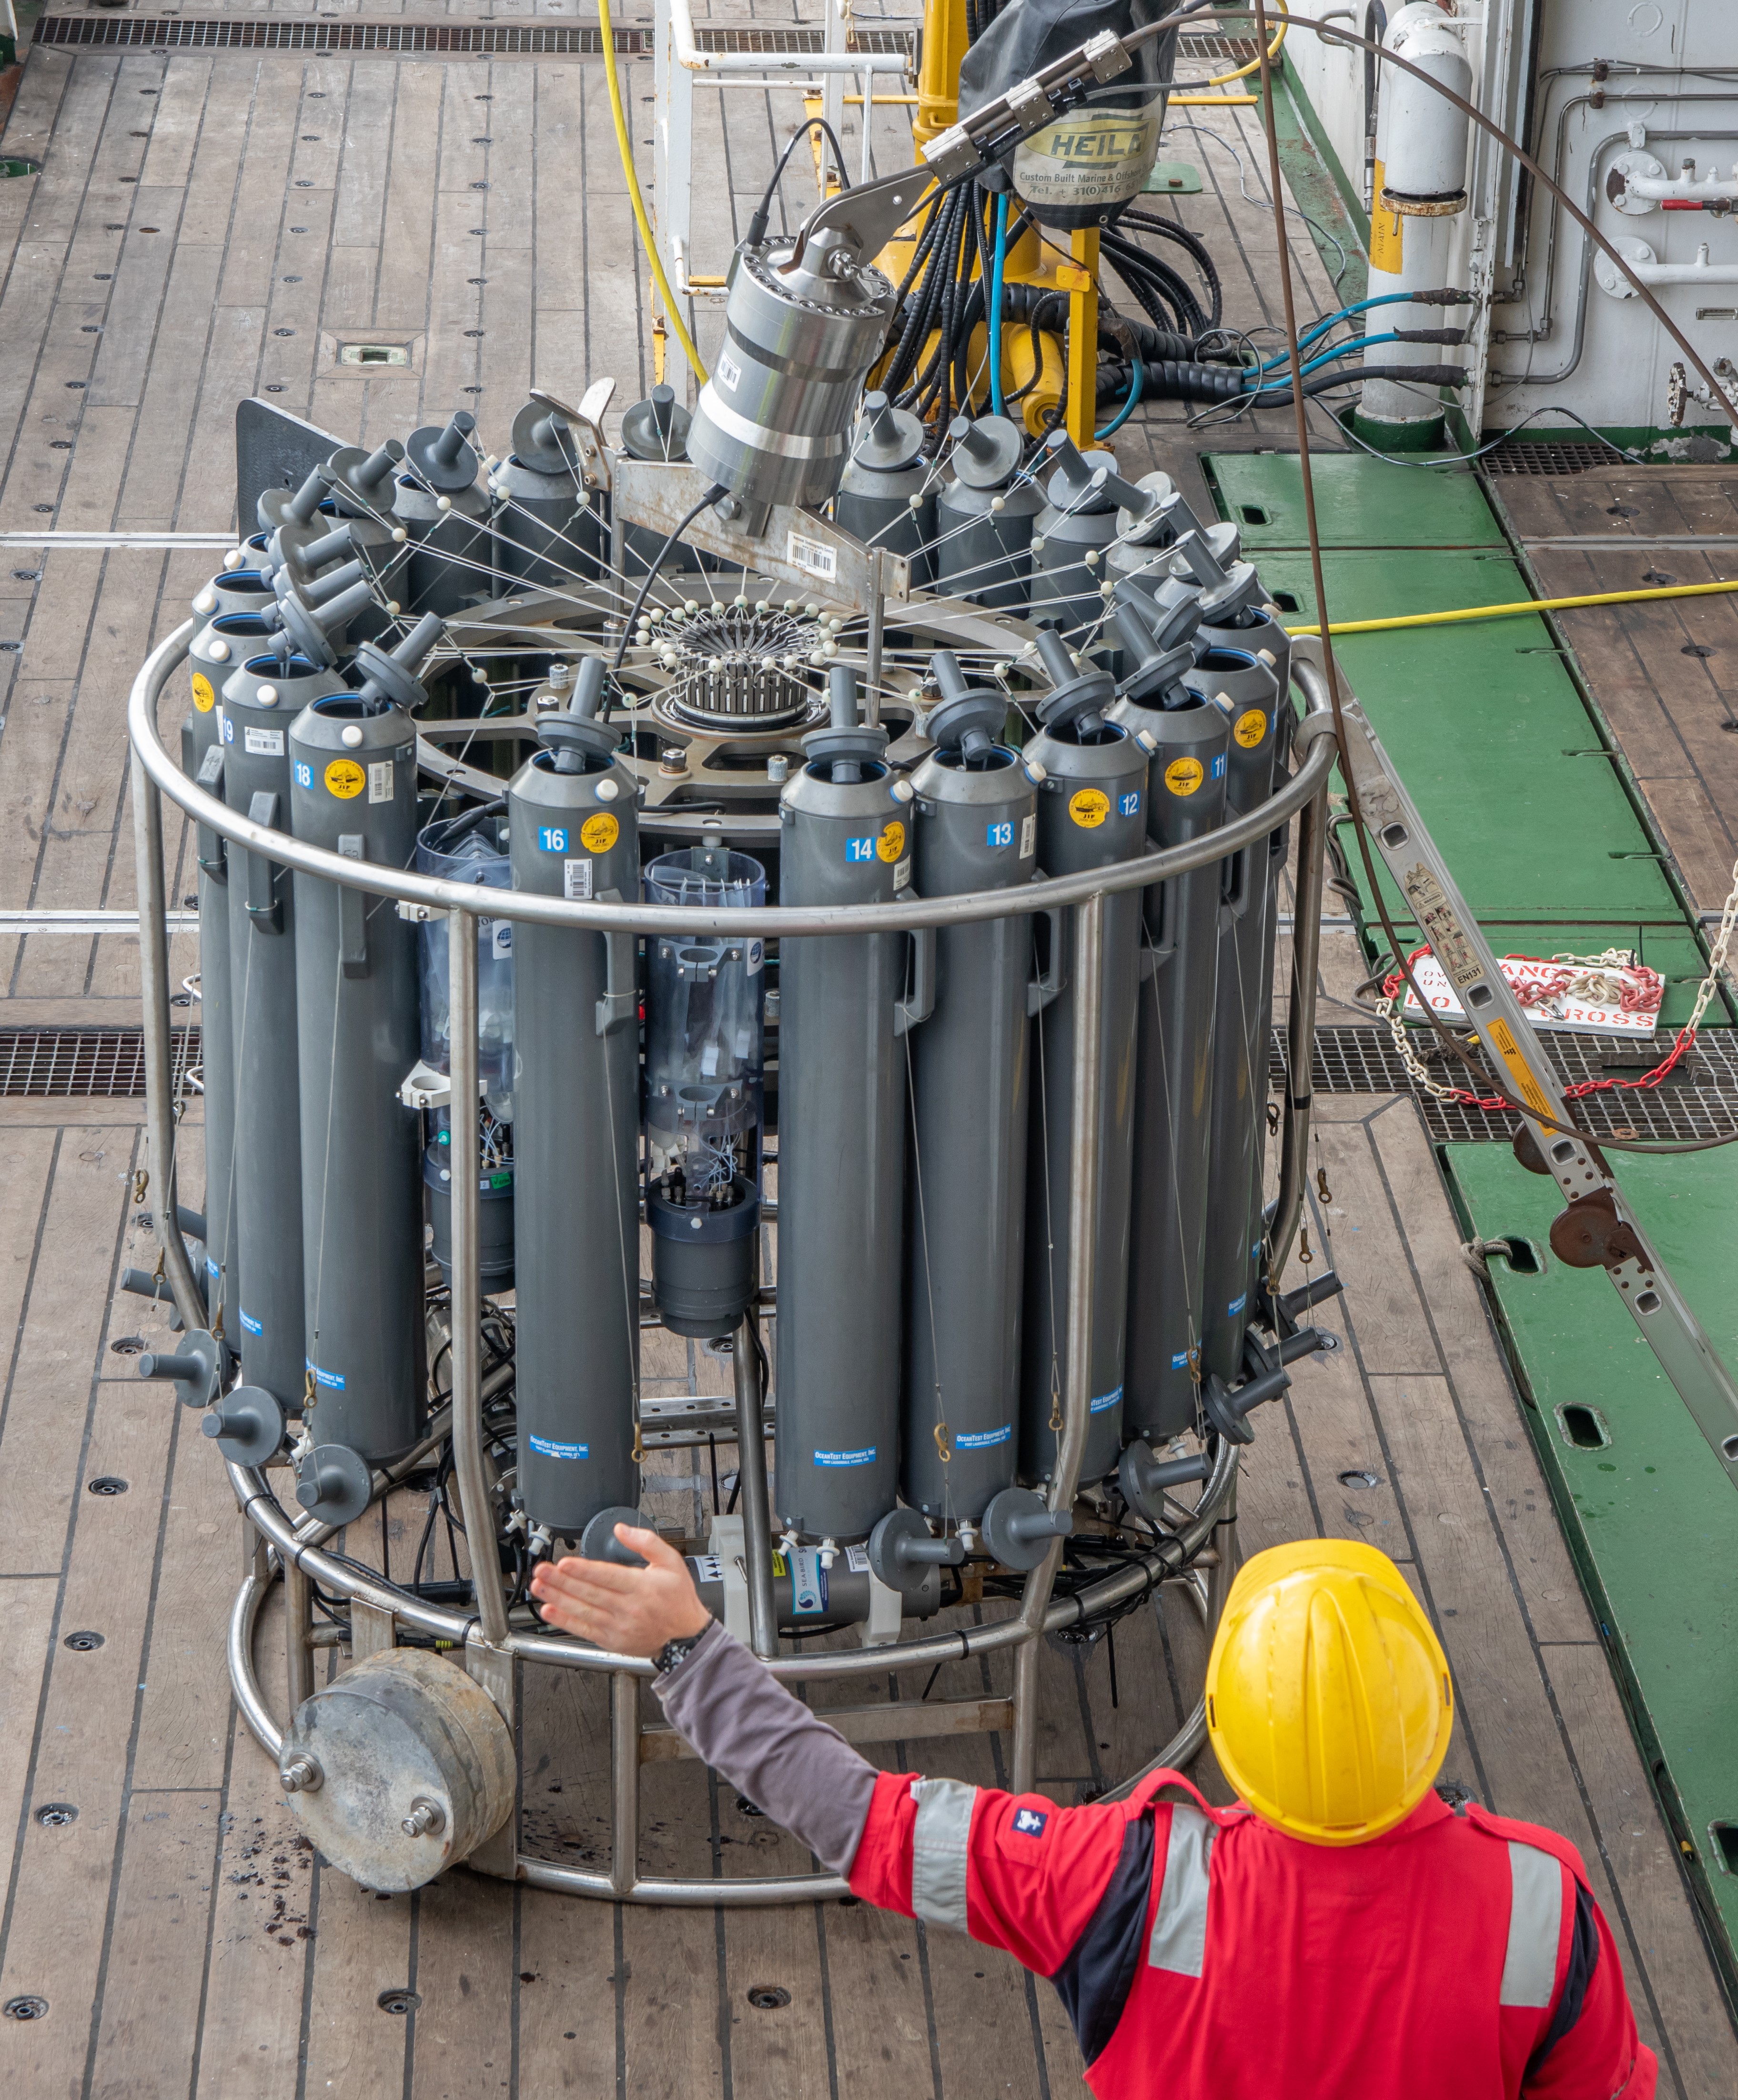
[1165, 756, 1205, 797]
[579, 812, 620, 854]
[877, 821, 906, 863]
[1233, 708, 1267, 750]
[1068, 788, 1110, 829]
[324, 758, 366, 800]
[191, 671, 215, 713]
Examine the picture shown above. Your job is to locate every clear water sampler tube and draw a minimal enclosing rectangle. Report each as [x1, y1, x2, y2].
[643, 846, 768, 1341]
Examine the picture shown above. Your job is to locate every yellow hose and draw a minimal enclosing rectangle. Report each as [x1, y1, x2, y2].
[1284, 576, 1738, 638]
[597, 0, 709, 386]
[1207, 0, 1286, 86]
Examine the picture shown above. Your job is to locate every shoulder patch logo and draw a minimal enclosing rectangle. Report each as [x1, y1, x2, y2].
[1012, 1806, 1049, 1837]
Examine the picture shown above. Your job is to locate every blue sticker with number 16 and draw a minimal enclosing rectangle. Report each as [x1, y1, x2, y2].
[539, 826, 568, 852]
[986, 820, 1013, 849]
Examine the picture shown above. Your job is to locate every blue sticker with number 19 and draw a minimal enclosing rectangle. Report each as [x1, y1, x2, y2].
[539, 826, 568, 852]
[986, 820, 1013, 849]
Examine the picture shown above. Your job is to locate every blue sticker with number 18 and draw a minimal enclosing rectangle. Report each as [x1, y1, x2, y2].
[986, 820, 1013, 849]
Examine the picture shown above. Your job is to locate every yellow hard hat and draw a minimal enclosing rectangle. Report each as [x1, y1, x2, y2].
[1204, 1539, 1453, 1846]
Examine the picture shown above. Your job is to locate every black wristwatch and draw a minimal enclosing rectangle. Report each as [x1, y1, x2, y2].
[654, 1629, 708, 1677]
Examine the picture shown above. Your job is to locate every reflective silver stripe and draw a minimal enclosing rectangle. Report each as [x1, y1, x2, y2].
[909, 1778, 978, 1935]
[1500, 1841, 1564, 2009]
[1147, 1804, 1214, 1978]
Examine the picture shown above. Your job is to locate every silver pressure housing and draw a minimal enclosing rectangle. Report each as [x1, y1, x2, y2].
[687, 227, 896, 515]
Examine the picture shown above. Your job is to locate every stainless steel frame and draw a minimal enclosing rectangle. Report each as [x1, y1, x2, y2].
[130, 621, 1335, 1904]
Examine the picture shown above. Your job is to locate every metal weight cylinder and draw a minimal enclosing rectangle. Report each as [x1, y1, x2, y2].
[901, 679, 1037, 1527]
[688, 233, 896, 513]
[773, 723, 913, 1544]
[1111, 685, 1229, 1442]
[288, 694, 426, 1461]
[507, 740, 641, 1539]
[219, 629, 334, 1410]
[493, 460, 601, 593]
[1017, 717, 1147, 1487]
[1192, 649, 1283, 1383]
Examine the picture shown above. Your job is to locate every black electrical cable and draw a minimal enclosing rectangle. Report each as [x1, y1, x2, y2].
[609, 482, 729, 683]
[745, 117, 851, 247]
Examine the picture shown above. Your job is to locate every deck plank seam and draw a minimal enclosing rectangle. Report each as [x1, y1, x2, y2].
[1356, 1109, 1696, 2100]
[0, 1124, 138, 1974]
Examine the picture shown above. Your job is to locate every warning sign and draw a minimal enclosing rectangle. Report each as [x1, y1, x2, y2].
[579, 812, 619, 854]
[1068, 788, 1110, 829]
[1164, 756, 1205, 797]
[324, 758, 366, 800]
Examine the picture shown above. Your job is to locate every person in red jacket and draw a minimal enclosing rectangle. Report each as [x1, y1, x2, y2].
[529, 1530, 1655, 2100]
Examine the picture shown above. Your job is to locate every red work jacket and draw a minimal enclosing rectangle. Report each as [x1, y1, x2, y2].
[849, 1765, 1655, 2100]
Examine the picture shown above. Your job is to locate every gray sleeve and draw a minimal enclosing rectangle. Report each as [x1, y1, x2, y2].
[653, 1622, 881, 1877]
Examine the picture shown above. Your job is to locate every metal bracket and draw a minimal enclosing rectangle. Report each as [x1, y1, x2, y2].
[1335, 690, 1738, 1488]
[398, 1057, 488, 1112]
[611, 459, 912, 609]
[706, 1512, 754, 1646]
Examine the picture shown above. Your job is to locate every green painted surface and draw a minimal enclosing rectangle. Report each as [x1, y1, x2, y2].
[1206, 452, 1506, 548]
[1143, 160, 1202, 196]
[1250, 547, 1690, 929]
[1446, 1144, 1738, 1982]
[1211, 441, 1736, 1987]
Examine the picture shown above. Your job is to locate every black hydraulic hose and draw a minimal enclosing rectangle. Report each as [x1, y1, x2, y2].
[887, 187, 960, 402]
[1101, 230, 1205, 336]
[1114, 209, 1223, 326]
[1137, 358, 1467, 403]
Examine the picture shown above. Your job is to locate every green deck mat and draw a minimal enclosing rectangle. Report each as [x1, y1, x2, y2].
[1446, 1143, 1738, 1981]
[1206, 452, 1507, 549]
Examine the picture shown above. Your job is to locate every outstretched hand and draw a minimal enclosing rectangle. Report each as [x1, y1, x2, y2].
[528, 1525, 713, 1659]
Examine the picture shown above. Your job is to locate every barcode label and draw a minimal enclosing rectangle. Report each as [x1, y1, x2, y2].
[786, 530, 838, 582]
[563, 859, 593, 900]
[367, 760, 394, 803]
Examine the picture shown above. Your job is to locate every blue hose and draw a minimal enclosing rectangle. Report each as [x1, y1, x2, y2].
[989, 193, 1009, 418]
[1095, 352, 1144, 441]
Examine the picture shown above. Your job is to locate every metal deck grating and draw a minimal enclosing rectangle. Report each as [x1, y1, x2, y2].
[0, 1027, 198, 1098]
[1482, 440, 1626, 477]
[32, 16, 914, 56]
[1273, 1023, 1738, 1144]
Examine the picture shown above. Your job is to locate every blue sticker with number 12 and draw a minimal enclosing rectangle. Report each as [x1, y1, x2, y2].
[1120, 791, 1142, 818]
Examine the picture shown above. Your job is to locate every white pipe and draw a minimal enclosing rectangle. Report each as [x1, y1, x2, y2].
[1597, 238, 1738, 294]
[1626, 166, 1738, 204]
[666, 0, 906, 75]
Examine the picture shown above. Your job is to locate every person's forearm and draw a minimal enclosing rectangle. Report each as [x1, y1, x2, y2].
[653, 1622, 881, 1876]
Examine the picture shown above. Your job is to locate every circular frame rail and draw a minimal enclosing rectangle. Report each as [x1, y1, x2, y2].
[129, 618, 1336, 1903]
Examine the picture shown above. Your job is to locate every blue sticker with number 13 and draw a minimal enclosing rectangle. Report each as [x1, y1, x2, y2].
[986, 820, 1013, 848]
